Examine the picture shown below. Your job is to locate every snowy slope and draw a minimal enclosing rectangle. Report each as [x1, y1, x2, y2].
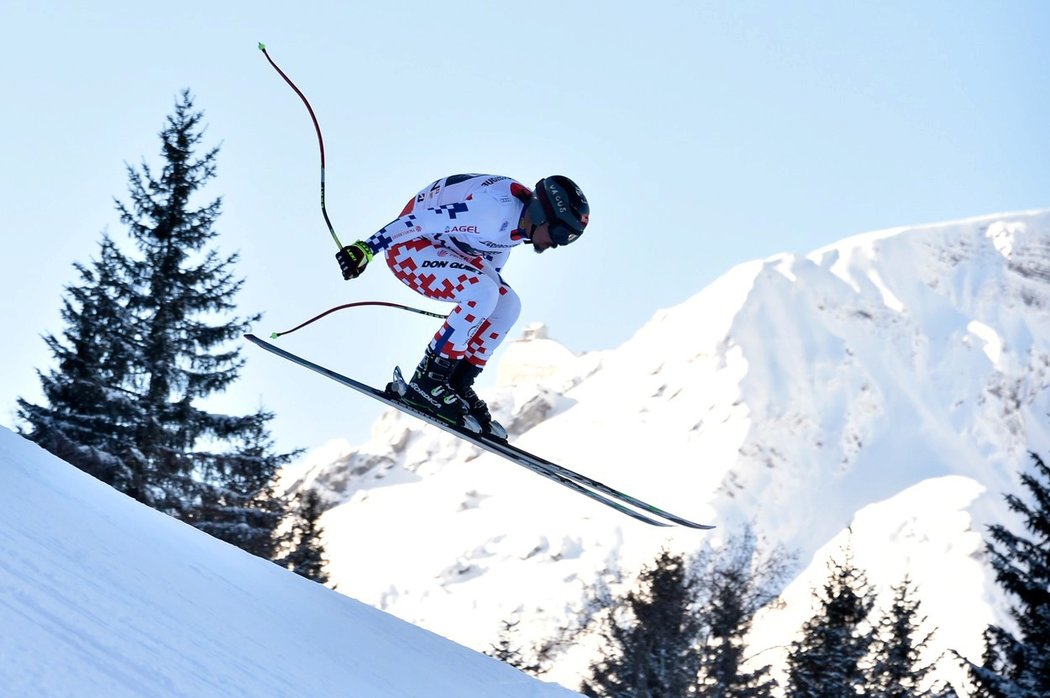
[283, 209, 1050, 692]
[0, 427, 577, 697]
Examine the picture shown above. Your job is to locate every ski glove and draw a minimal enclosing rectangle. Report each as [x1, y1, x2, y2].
[336, 241, 374, 280]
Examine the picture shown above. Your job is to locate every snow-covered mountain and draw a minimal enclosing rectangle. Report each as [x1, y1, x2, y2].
[284, 209, 1050, 693]
[0, 426, 577, 697]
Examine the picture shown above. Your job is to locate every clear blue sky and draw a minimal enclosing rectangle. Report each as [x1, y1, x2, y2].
[2, 1, 1048, 454]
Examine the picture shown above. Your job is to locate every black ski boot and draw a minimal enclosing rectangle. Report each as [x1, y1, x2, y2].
[400, 349, 482, 433]
[452, 360, 508, 440]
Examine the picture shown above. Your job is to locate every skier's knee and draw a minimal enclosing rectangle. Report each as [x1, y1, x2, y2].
[497, 287, 522, 326]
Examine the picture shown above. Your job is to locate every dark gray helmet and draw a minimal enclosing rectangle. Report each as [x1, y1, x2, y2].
[527, 175, 590, 245]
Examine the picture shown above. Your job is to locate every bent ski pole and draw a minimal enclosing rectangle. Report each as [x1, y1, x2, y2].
[269, 301, 447, 339]
[258, 42, 343, 249]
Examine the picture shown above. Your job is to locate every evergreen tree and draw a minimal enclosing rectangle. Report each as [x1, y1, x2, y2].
[507, 569, 627, 679]
[692, 528, 789, 697]
[867, 575, 938, 697]
[786, 543, 877, 697]
[278, 489, 330, 584]
[18, 236, 139, 491]
[112, 90, 274, 518]
[191, 416, 294, 560]
[581, 549, 704, 698]
[487, 617, 544, 675]
[966, 451, 1050, 697]
[19, 91, 301, 562]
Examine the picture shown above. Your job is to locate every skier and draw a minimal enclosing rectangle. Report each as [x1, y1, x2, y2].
[335, 174, 589, 438]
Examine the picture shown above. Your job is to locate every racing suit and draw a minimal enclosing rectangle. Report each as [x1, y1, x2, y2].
[362, 174, 533, 368]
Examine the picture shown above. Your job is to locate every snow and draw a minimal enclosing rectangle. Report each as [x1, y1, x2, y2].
[280, 208, 1050, 693]
[967, 320, 1004, 365]
[0, 426, 577, 697]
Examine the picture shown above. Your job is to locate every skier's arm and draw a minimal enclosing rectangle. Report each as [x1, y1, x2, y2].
[363, 199, 494, 252]
[335, 196, 500, 280]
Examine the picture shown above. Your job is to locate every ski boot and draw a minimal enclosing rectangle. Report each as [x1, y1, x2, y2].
[393, 348, 482, 433]
[452, 360, 508, 440]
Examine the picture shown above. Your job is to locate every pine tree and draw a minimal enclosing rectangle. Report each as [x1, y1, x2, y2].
[693, 528, 789, 697]
[488, 617, 544, 675]
[504, 569, 626, 679]
[19, 91, 301, 562]
[966, 451, 1050, 697]
[18, 236, 140, 491]
[786, 543, 877, 697]
[867, 575, 938, 697]
[581, 549, 704, 697]
[112, 90, 276, 518]
[278, 490, 330, 584]
[191, 415, 295, 559]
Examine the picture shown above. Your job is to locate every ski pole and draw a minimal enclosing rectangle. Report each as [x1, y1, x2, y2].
[258, 42, 343, 249]
[269, 301, 447, 340]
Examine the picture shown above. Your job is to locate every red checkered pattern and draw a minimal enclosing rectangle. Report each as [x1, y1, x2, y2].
[384, 238, 520, 365]
[386, 240, 484, 300]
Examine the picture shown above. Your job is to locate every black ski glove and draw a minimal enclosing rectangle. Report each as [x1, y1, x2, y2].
[336, 241, 374, 280]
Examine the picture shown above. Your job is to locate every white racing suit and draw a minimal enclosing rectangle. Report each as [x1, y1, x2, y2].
[363, 174, 533, 368]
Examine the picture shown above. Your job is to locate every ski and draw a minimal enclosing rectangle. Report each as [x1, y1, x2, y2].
[245, 334, 712, 528]
[485, 438, 715, 530]
[245, 334, 667, 525]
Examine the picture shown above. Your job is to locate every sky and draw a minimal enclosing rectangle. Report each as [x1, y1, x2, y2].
[2, 0, 1048, 454]
[0, 425, 576, 696]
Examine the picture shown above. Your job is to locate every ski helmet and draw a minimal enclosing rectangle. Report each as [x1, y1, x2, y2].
[526, 176, 590, 246]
